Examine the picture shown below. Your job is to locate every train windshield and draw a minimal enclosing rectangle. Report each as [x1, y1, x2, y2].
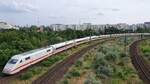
[9, 59, 18, 64]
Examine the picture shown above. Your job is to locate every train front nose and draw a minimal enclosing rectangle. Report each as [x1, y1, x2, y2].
[2, 58, 18, 75]
[2, 67, 12, 74]
[2, 63, 15, 75]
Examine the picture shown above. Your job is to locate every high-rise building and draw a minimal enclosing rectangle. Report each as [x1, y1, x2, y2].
[144, 22, 150, 28]
[50, 24, 66, 31]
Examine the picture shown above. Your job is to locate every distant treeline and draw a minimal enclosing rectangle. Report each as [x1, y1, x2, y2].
[0, 25, 149, 69]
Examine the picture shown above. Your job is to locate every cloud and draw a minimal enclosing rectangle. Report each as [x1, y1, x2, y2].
[103, 8, 120, 12]
[0, 1, 38, 13]
[49, 15, 65, 19]
[96, 12, 104, 16]
[90, 7, 120, 12]
[110, 8, 120, 11]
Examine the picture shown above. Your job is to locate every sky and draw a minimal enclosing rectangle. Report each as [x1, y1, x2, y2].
[0, 0, 150, 25]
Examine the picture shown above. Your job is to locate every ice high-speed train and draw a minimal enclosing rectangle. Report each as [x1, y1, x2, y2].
[2, 33, 150, 75]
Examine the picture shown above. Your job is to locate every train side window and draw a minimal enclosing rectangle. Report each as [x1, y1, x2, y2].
[47, 49, 51, 52]
[25, 57, 30, 60]
[20, 60, 22, 63]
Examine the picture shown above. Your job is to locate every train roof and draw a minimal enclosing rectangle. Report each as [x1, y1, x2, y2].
[12, 46, 53, 59]
[20, 48, 45, 56]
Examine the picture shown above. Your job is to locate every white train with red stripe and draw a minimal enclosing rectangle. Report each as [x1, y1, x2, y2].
[2, 33, 150, 75]
[2, 36, 100, 74]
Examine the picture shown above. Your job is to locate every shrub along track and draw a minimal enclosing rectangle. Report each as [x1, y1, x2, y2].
[130, 39, 150, 84]
[32, 39, 112, 84]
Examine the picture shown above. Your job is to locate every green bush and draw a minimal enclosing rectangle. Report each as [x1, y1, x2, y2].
[92, 52, 108, 69]
[97, 73, 108, 79]
[69, 69, 80, 77]
[29, 67, 42, 75]
[142, 46, 150, 53]
[83, 62, 91, 69]
[113, 67, 135, 80]
[100, 45, 111, 54]
[96, 52, 105, 58]
[105, 51, 118, 61]
[121, 57, 130, 63]
[40, 55, 65, 67]
[96, 66, 113, 77]
[93, 58, 108, 69]
[144, 52, 150, 57]
[117, 61, 125, 66]
[61, 79, 69, 84]
[111, 79, 122, 84]
[120, 52, 126, 58]
[65, 73, 72, 79]
[18, 66, 43, 80]
[75, 60, 82, 67]
[19, 71, 34, 80]
[84, 74, 102, 84]
[40, 61, 52, 67]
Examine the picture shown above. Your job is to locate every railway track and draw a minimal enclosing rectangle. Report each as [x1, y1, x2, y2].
[0, 63, 40, 84]
[32, 39, 110, 84]
[0, 74, 19, 84]
[130, 39, 150, 84]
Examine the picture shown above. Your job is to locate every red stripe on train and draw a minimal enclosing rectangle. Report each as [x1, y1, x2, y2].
[11, 53, 50, 72]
